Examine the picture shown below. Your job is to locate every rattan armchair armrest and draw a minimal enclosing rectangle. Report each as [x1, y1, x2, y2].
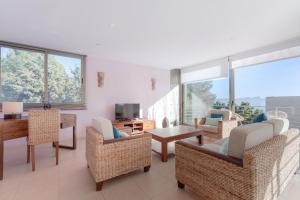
[194, 117, 206, 128]
[103, 132, 152, 144]
[176, 141, 243, 166]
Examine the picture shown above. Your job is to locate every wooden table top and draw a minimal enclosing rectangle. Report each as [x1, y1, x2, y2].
[146, 125, 202, 138]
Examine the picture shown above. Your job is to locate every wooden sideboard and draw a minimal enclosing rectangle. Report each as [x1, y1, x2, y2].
[112, 119, 155, 135]
[0, 113, 76, 180]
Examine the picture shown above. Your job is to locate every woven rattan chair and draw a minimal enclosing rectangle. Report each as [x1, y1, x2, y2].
[175, 128, 300, 200]
[86, 127, 152, 191]
[27, 109, 60, 171]
[195, 109, 238, 140]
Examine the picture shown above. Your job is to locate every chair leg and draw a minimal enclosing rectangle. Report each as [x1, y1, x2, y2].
[54, 142, 59, 165]
[30, 145, 35, 171]
[27, 144, 30, 163]
[144, 165, 151, 172]
[177, 181, 185, 189]
[96, 181, 103, 191]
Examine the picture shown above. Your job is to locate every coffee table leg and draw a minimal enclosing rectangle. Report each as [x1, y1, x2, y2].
[197, 135, 203, 145]
[161, 142, 168, 162]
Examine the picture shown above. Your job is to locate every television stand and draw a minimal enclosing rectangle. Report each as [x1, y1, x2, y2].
[112, 119, 155, 135]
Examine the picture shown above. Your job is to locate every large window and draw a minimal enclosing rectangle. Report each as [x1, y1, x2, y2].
[183, 78, 229, 125]
[1, 47, 45, 103]
[48, 54, 82, 104]
[234, 56, 300, 127]
[0, 42, 86, 109]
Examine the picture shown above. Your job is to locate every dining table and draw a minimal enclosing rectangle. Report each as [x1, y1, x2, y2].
[0, 113, 77, 180]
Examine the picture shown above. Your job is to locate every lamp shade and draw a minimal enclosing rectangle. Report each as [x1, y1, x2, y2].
[2, 102, 23, 114]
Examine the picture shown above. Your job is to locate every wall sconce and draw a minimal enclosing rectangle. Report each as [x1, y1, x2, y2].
[97, 72, 104, 87]
[151, 78, 156, 90]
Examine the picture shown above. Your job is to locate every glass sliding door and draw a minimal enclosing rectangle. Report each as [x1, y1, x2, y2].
[234, 56, 300, 127]
[183, 77, 229, 125]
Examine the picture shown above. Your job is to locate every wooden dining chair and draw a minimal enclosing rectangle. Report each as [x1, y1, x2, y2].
[27, 109, 60, 171]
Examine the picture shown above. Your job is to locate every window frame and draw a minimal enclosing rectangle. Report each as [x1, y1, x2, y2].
[181, 77, 230, 125]
[0, 41, 86, 110]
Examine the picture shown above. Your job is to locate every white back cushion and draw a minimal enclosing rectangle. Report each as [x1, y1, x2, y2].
[228, 123, 274, 159]
[92, 117, 114, 140]
[263, 118, 289, 136]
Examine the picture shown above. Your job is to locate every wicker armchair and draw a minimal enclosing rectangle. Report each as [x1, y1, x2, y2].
[195, 109, 238, 139]
[86, 127, 152, 191]
[175, 128, 300, 200]
[27, 109, 60, 171]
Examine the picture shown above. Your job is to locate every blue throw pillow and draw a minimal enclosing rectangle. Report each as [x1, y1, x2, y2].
[252, 113, 268, 123]
[211, 113, 224, 119]
[112, 127, 122, 139]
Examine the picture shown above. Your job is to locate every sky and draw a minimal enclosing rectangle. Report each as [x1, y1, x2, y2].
[210, 56, 300, 99]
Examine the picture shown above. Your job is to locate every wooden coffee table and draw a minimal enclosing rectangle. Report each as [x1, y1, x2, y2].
[146, 125, 203, 162]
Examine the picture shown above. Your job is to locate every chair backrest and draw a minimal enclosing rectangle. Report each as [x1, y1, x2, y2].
[267, 110, 288, 119]
[208, 109, 232, 120]
[228, 122, 274, 159]
[264, 118, 289, 136]
[28, 109, 60, 145]
[228, 118, 291, 159]
[92, 117, 114, 140]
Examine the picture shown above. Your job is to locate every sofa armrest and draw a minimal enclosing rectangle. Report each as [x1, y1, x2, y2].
[194, 117, 206, 128]
[175, 141, 251, 200]
[103, 132, 152, 144]
[87, 131, 152, 182]
[176, 141, 243, 166]
[86, 127, 104, 145]
[242, 129, 300, 200]
[218, 119, 238, 138]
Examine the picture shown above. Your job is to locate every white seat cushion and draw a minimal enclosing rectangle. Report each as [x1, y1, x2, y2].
[202, 137, 229, 154]
[92, 117, 114, 140]
[228, 123, 274, 159]
[201, 143, 221, 153]
[199, 125, 218, 133]
[263, 118, 289, 136]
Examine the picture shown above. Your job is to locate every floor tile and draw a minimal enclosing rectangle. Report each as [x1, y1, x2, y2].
[1, 138, 300, 200]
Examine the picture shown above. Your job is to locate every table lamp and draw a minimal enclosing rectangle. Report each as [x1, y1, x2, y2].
[2, 102, 23, 119]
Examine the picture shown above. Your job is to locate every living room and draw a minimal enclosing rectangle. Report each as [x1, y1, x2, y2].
[1, 0, 300, 200]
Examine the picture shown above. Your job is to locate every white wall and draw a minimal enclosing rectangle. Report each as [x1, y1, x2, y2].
[62, 56, 170, 137]
[4, 56, 170, 146]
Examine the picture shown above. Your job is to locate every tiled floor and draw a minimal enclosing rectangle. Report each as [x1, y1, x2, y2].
[1, 138, 300, 200]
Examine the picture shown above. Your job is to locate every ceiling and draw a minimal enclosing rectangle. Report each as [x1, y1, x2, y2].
[1, 0, 300, 69]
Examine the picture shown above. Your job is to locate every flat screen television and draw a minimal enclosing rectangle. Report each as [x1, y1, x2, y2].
[115, 104, 140, 120]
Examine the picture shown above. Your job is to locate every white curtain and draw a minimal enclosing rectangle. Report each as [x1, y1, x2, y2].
[230, 38, 300, 69]
[181, 58, 229, 83]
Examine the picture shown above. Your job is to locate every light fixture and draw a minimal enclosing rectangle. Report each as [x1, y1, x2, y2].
[2, 102, 23, 119]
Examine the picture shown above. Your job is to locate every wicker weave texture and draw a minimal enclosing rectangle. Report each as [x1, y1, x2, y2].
[176, 128, 300, 200]
[196, 117, 238, 139]
[28, 109, 60, 145]
[86, 127, 152, 183]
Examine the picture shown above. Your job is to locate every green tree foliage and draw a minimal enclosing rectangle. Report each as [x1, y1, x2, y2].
[235, 101, 263, 124]
[184, 81, 217, 124]
[1, 49, 44, 103]
[185, 81, 216, 107]
[48, 55, 81, 103]
[1, 48, 81, 104]
[213, 100, 228, 109]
